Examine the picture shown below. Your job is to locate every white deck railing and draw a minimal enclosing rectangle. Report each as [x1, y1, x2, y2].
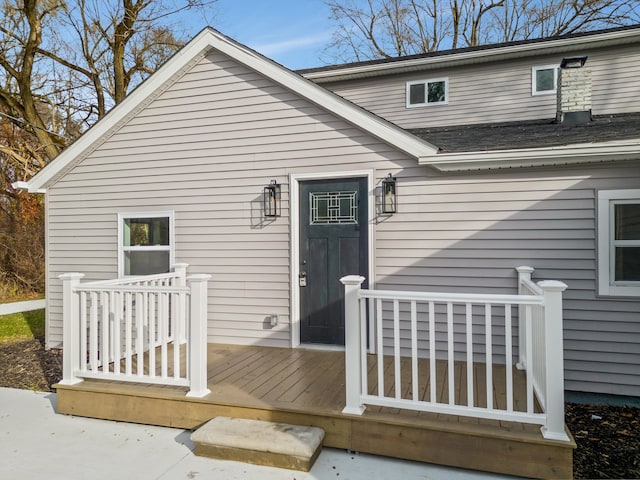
[58, 264, 211, 398]
[341, 266, 569, 441]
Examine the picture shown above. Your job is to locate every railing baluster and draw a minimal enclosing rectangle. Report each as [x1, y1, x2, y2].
[525, 304, 534, 415]
[429, 301, 436, 404]
[125, 292, 132, 376]
[393, 299, 401, 400]
[90, 292, 98, 371]
[360, 297, 368, 402]
[505, 304, 514, 412]
[136, 292, 144, 377]
[161, 292, 168, 378]
[101, 292, 109, 372]
[173, 292, 182, 379]
[447, 302, 454, 406]
[410, 300, 418, 402]
[113, 291, 121, 375]
[80, 291, 87, 373]
[376, 298, 384, 397]
[485, 303, 493, 411]
[465, 302, 473, 408]
[148, 292, 155, 377]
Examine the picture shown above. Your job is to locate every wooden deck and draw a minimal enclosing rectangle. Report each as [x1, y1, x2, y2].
[55, 344, 574, 479]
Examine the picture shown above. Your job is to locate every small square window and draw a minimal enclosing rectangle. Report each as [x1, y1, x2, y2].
[406, 78, 448, 107]
[532, 65, 559, 95]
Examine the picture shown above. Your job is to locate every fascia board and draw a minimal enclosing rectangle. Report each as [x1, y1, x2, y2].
[421, 140, 640, 171]
[305, 28, 640, 83]
[27, 28, 436, 192]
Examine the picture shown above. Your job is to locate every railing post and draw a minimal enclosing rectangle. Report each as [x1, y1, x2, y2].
[186, 274, 211, 398]
[58, 273, 85, 385]
[340, 275, 366, 415]
[516, 266, 534, 370]
[172, 263, 189, 344]
[538, 279, 570, 441]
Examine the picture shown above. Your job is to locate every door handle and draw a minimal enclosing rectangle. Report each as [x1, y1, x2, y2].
[299, 271, 307, 287]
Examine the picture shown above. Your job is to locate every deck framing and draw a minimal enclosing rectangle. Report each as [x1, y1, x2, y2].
[54, 344, 574, 479]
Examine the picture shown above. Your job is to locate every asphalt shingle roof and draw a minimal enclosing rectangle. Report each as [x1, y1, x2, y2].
[408, 113, 640, 153]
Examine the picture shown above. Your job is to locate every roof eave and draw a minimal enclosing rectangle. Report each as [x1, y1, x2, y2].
[25, 28, 437, 192]
[420, 141, 640, 171]
[305, 28, 640, 83]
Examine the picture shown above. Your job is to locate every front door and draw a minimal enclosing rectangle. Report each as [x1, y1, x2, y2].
[299, 178, 368, 345]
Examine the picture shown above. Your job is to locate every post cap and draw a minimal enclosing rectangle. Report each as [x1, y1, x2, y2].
[58, 273, 85, 280]
[340, 275, 366, 286]
[537, 280, 568, 292]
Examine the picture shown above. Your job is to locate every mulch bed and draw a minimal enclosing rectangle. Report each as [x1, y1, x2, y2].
[0, 338, 638, 479]
[566, 403, 639, 479]
[0, 336, 62, 391]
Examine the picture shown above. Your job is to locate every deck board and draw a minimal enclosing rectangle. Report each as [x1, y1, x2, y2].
[55, 343, 574, 479]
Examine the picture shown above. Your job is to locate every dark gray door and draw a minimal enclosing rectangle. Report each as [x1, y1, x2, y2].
[299, 178, 368, 345]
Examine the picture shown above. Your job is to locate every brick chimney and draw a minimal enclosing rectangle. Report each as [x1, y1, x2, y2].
[556, 56, 591, 125]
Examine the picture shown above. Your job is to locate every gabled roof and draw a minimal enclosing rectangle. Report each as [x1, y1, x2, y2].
[301, 24, 640, 83]
[23, 28, 438, 192]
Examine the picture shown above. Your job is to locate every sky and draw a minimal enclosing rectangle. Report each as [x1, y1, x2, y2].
[180, 0, 337, 70]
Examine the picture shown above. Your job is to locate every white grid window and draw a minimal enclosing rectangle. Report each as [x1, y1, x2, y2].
[598, 190, 640, 296]
[406, 78, 448, 107]
[118, 212, 174, 277]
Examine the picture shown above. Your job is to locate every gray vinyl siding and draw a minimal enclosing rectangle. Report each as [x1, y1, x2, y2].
[46, 48, 640, 397]
[321, 44, 640, 129]
[45, 48, 417, 350]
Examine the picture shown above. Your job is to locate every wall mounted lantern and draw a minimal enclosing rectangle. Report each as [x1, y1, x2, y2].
[264, 180, 281, 217]
[382, 173, 397, 214]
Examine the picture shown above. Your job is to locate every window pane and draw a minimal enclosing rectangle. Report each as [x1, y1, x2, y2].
[535, 69, 555, 92]
[427, 81, 446, 103]
[409, 83, 425, 104]
[125, 251, 170, 276]
[615, 247, 640, 282]
[124, 217, 169, 246]
[614, 204, 640, 240]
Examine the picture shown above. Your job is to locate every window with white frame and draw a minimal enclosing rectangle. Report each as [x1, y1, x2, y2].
[406, 78, 448, 107]
[598, 190, 640, 296]
[532, 65, 559, 95]
[118, 212, 174, 277]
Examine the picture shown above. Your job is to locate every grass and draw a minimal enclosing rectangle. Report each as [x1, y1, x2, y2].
[0, 309, 45, 342]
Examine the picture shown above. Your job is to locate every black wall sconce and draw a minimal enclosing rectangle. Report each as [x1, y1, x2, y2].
[264, 180, 281, 217]
[382, 173, 397, 214]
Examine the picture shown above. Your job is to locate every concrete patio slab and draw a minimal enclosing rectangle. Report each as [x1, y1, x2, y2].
[0, 387, 525, 479]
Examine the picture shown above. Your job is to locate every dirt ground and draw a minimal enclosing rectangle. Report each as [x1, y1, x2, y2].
[0, 337, 637, 479]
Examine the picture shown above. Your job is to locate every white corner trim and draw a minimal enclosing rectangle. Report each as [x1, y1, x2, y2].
[422, 140, 640, 171]
[27, 28, 437, 192]
[289, 170, 375, 349]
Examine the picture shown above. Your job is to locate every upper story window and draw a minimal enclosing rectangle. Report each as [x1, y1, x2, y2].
[532, 65, 559, 95]
[598, 190, 640, 297]
[406, 78, 448, 107]
[118, 212, 174, 277]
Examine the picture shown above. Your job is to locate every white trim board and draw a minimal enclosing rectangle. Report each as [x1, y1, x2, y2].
[0, 299, 46, 316]
[289, 170, 375, 348]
